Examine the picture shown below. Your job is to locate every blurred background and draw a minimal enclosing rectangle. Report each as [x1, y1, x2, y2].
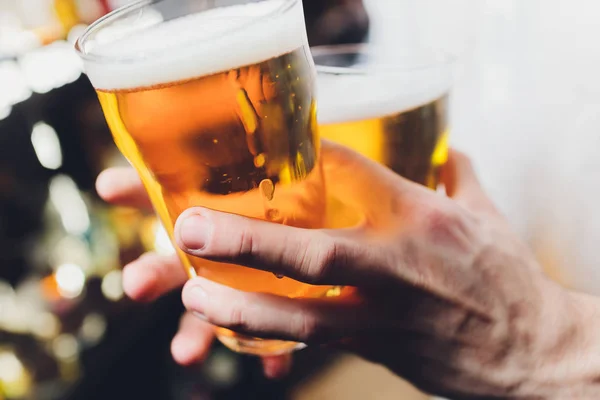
[1, 0, 599, 399]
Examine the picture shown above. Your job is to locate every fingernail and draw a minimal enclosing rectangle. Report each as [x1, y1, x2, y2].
[180, 214, 210, 250]
[191, 285, 207, 299]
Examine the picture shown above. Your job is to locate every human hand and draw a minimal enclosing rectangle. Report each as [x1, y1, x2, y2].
[96, 167, 292, 379]
[169, 141, 597, 399]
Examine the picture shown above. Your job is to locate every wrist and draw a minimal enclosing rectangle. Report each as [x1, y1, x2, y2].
[518, 279, 600, 398]
[561, 290, 600, 384]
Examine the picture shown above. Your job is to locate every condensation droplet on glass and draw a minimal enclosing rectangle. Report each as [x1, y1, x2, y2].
[259, 179, 275, 201]
[213, 139, 219, 144]
[273, 273, 284, 279]
[254, 153, 266, 168]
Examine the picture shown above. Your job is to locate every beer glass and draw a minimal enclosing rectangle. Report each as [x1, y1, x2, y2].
[313, 44, 454, 228]
[75, 0, 332, 356]
[315, 44, 453, 186]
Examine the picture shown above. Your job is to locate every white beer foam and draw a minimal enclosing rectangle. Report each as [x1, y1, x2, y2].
[316, 66, 451, 125]
[82, 0, 306, 90]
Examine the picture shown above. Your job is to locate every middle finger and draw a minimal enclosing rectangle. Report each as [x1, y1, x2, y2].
[123, 252, 188, 302]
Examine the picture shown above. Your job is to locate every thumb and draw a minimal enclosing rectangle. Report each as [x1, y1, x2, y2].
[441, 149, 500, 218]
[173, 207, 387, 287]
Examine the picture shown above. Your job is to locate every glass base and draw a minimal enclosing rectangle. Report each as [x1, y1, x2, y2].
[215, 328, 306, 356]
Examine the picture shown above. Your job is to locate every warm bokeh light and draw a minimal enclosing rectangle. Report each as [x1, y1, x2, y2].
[79, 313, 107, 346]
[0, 349, 32, 399]
[31, 122, 63, 170]
[0, 60, 32, 119]
[30, 312, 61, 341]
[49, 175, 91, 236]
[0, 12, 41, 55]
[55, 263, 86, 299]
[51, 236, 93, 275]
[18, 41, 82, 94]
[101, 270, 124, 302]
[153, 220, 176, 256]
[52, 334, 79, 361]
[139, 216, 177, 255]
[0, 288, 30, 335]
[203, 349, 241, 388]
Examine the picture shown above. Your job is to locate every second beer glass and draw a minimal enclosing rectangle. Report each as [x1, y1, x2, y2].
[313, 44, 453, 228]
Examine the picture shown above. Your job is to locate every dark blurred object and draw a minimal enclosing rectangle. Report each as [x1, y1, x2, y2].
[0, 102, 48, 286]
[304, 0, 370, 46]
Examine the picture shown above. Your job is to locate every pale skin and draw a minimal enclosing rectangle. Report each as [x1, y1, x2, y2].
[97, 141, 600, 399]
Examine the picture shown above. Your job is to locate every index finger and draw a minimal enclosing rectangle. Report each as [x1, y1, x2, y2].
[96, 167, 154, 210]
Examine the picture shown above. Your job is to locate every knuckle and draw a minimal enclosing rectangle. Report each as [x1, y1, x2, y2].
[423, 206, 461, 235]
[231, 219, 255, 262]
[424, 207, 453, 231]
[225, 305, 246, 331]
[422, 206, 476, 250]
[213, 302, 248, 333]
[303, 238, 340, 284]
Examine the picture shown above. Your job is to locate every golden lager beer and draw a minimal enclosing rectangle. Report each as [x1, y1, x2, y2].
[319, 97, 449, 188]
[313, 45, 451, 227]
[77, 0, 329, 355]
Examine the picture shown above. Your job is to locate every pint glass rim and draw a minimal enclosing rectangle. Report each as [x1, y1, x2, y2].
[311, 43, 456, 76]
[75, 0, 299, 64]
